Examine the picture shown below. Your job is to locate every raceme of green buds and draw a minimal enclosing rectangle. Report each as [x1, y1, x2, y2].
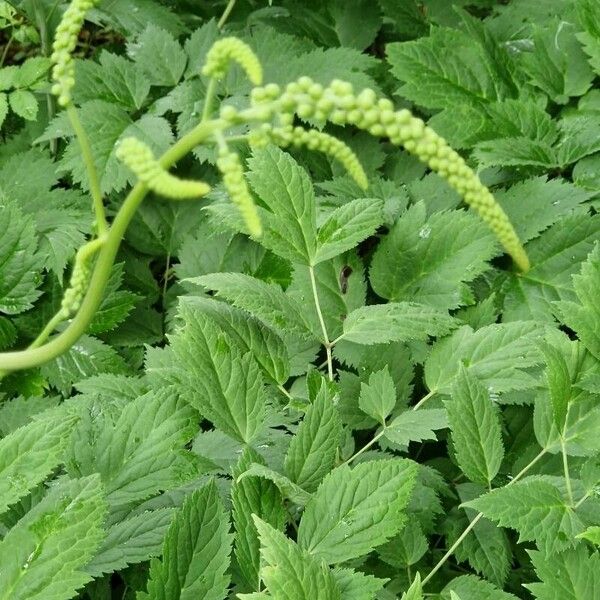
[258, 77, 529, 272]
[116, 137, 211, 200]
[202, 37, 263, 86]
[250, 125, 368, 190]
[60, 240, 100, 318]
[216, 148, 262, 238]
[51, 0, 98, 107]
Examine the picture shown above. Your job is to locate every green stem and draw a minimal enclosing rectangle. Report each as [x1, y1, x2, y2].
[0, 120, 220, 373]
[308, 265, 333, 381]
[421, 448, 547, 587]
[342, 428, 386, 466]
[66, 104, 107, 235]
[413, 389, 435, 411]
[217, 0, 237, 28]
[0, 33, 13, 67]
[202, 77, 218, 122]
[561, 438, 574, 506]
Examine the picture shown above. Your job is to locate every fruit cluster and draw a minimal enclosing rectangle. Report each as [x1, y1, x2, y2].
[202, 37, 263, 86]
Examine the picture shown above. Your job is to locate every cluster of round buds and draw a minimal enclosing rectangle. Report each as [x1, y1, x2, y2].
[60, 241, 99, 318]
[51, 0, 98, 106]
[269, 76, 529, 271]
[250, 124, 368, 190]
[202, 37, 263, 86]
[116, 137, 211, 200]
[216, 148, 262, 238]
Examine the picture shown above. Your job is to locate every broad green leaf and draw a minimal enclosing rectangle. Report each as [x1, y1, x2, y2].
[387, 28, 498, 109]
[284, 381, 342, 492]
[446, 366, 504, 485]
[0, 394, 60, 435]
[522, 20, 593, 103]
[0, 409, 77, 514]
[425, 322, 543, 396]
[86, 508, 174, 577]
[0, 92, 7, 126]
[41, 335, 129, 395]
[554, 244, 600, 361]
[74, 51, 151, 109]
[342, 301, 455, 345]
[358, 366, 396, 425]
[539, 341, 572, 431]
[9, 89, 38, 120]
[254, 517, 341, 600]
[298, 459, 417, 563]
[314, 198, 384, 264]
[473, 136, 557, 169]
[127, 24, 186, 86]
[70, 389, 198, 508]
[331, 567, 387, 600]
[327, 0, 381, 50]
[190, 272, 313, 338]
[178, 296, 289, 384]
[504, 214, 600, 322]
[525, 546, 600, 600]
[0, 475, 107, 600]
[377, 521, 428, 568]
[184, 20, 220, 78]
[441, 575, 518, 600]
[93, 0, 185, 37]
[384, 409, 448, 447]
[495, 177, 591, 244]
[378, 0, 428, 38]
[232, 448, 287, 592]
[237, 463, 312, 506]
[577, 526, 600, 546]
[140, 480, 233, 600]
[464, 477, 585, 554]
[555, 113, 600, 166]
[0, 202, 42, 314]
[169, 302, 267, 443]
[370, 203, 497, 310]
[247, 146, 317, 265]
[401, 573, 423, 600]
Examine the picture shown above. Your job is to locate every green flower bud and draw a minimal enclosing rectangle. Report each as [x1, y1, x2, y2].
[202, 37, 263, 85]
[116, 137, 211, 200]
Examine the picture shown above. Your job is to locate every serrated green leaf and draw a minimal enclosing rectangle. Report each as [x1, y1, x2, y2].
[180, 296, 288, 384]
[554, 244, 600, 361]
[86, 508, 175, 577]
[314, 198, 384, 264]
[232, 448, 287, 592]
[247, 146, 317, 265]
[384, 409, 448, 447]
[169, 302, 267, 443]
[70, 389, 198, 508]
[425, 322, 543, 395]
[387, 28, 499, 109]
[254, 516, 341, 600]
[539, 341, 572, 431]
[284, 381, 341, 492]
[237, 463, 312, 506]
[370, 203, 497, 310]
[331, 567, 387, 600]
[446, 366, 504, 485]
[503, 214, 600, 322]
[298, 459, 417, 563]
[401, 573, 423, 600]
[358, 366, 396, 425]
[190, 272, 313, 337]
[127, 24, 186, 86]
[464, 477, 585, 554]
[0, 201, 42, 314]
[522, 20, 593, 103]
[341, 302, 456, 345]
[0, 92, 7, 127]
[473, 136, 557, 169]
[0, 409, 77, 515]
[0, 475, 107, 600]
[9, 89, 37, 120]
[525, 546, 600, 600]
[441, 575, 518, 600]
[140, 480, 232, 600]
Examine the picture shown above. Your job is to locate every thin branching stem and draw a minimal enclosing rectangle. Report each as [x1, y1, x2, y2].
[217, 0, 237, 28]
[308, 265, 333, 381]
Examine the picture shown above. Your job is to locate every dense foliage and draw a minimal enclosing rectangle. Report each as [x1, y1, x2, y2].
[1, 1, 600, 599]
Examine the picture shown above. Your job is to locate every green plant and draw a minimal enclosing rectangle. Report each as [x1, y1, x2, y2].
[0, 1, 599, 599]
